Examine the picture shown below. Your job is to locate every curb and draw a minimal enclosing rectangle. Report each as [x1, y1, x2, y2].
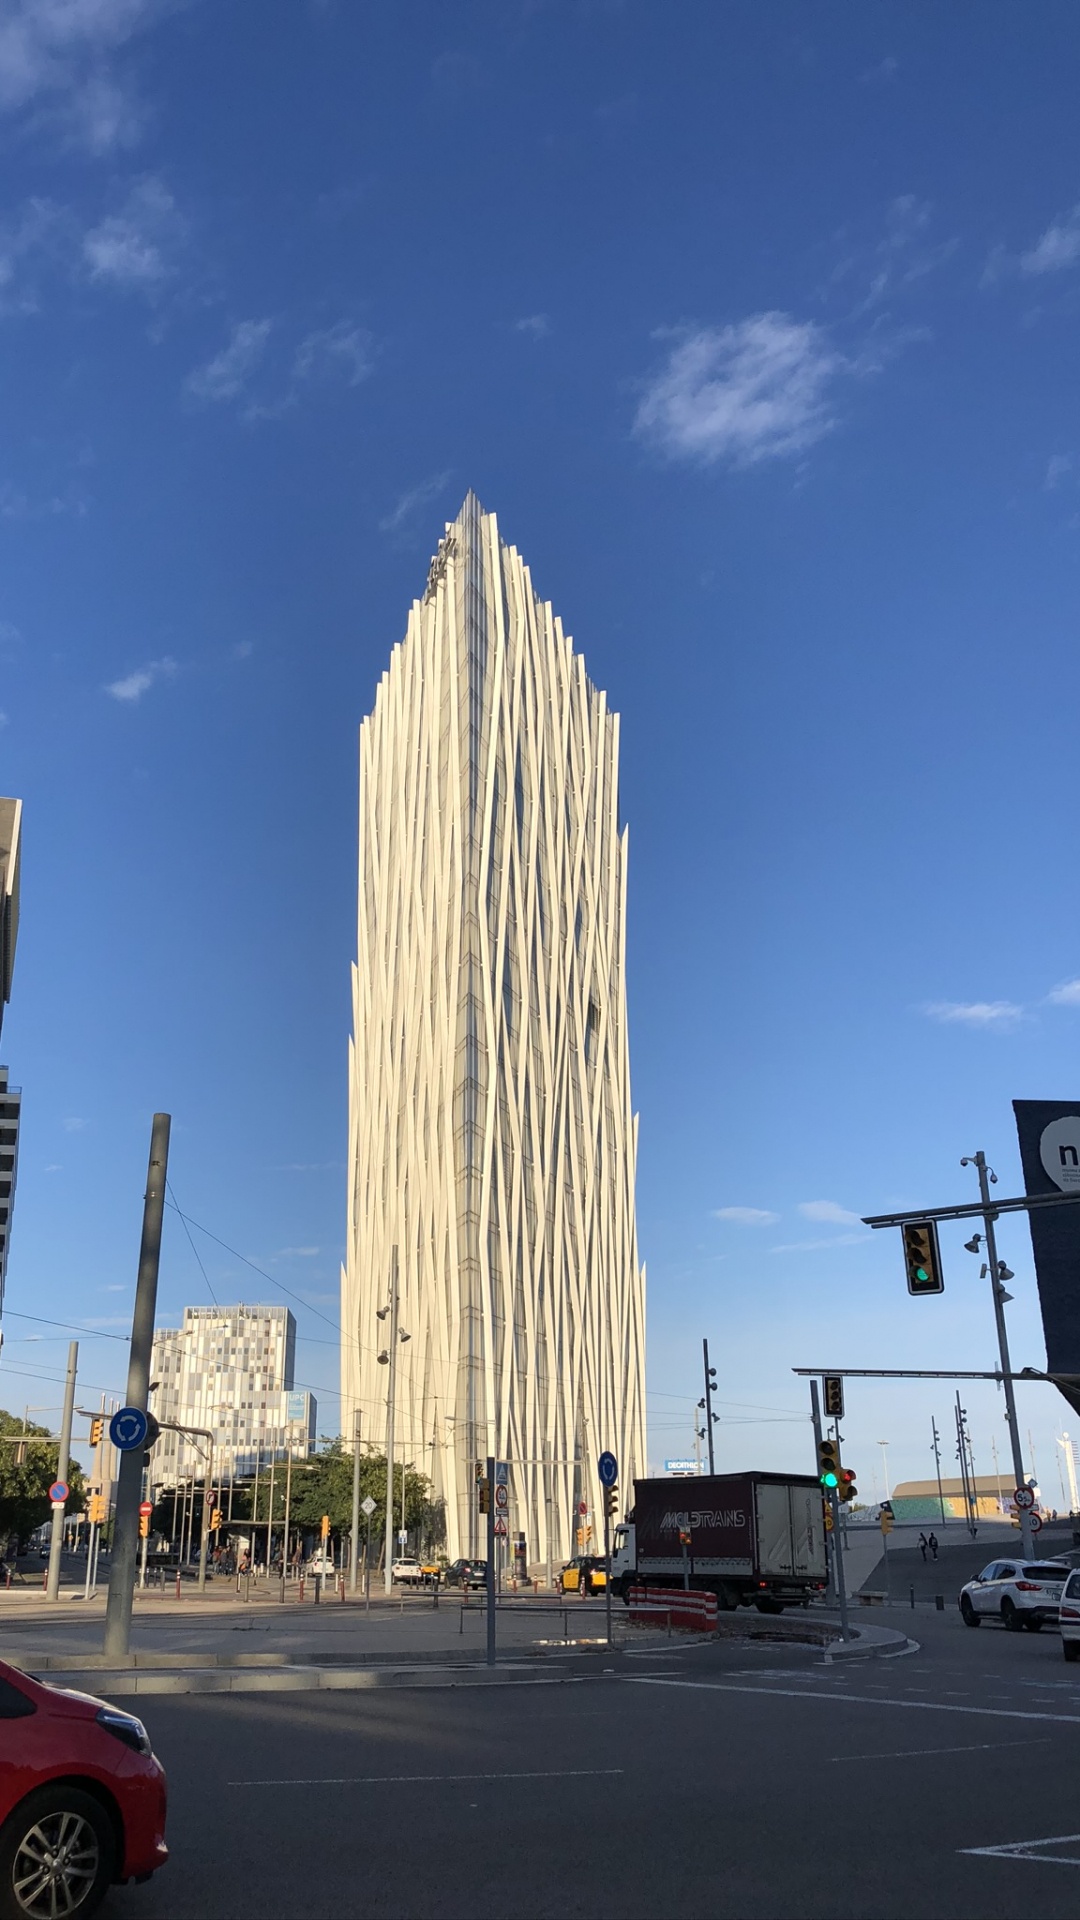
[823, 1629, 919, 1662]
[31, 1663, 580, 1697]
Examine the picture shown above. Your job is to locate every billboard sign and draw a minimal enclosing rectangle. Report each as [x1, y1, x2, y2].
[1013, 1102, 1080, 1393]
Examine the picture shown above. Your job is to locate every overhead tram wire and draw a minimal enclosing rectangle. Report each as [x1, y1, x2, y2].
[0, 1310, 127, 1342]
[166, 1180, 219, 1307]
[163, 1201, 342, 1336]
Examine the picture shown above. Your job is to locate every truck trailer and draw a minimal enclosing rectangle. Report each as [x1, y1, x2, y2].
[610, 1471, 828, 1612]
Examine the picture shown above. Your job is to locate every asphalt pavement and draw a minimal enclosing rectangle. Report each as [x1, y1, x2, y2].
[100, 1600, 1080, 1920]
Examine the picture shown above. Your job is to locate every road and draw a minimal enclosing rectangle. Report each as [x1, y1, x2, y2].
[107, 1603, 1080, 1920]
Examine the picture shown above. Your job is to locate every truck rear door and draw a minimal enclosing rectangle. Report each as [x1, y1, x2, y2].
[754, 1481, 796, 1576]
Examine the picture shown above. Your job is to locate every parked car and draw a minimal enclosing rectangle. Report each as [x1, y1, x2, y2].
[559, 1555, 608, 1595]
[0, 1657, 167, 1918]
[959, 1557, 1069, 1630]
[390, 1558, 425, 1585]
[444, 1558, 488, 1589]
[1059, 1567, 1080, 1661]
[304, 1552, 336, 1578]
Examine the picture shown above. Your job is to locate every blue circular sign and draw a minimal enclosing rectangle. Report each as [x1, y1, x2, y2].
[598, 1450, 618, 1487]
[110, 1406, 149, 1452]
[48, 1481, 68, 1505]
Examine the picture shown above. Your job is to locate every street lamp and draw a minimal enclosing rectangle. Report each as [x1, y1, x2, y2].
[877, 1440, 891, 1503]
[377, 1248, 409, 1593]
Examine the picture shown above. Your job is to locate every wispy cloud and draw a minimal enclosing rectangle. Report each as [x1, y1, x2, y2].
[634, 313, 843, 468]
[923, 1000, 1024, 1029]
[104, 655, 176, 702]
[185, 319, 272, 404]
[514, 313, 549, 338]
[1021, 206, 1080, 276]
[712, 1206, 778, 1226]
[293, 320, 373, 387]
[771, 1232, 869, 1254]
[62, 1116, 87, 1132]
[1047, 978, 1080, 1008]
[379, 470, 453, 534]
[798, 1200, 860, 1225]
[860, 55, 898, 84]
[82, 174, 178, 289]
[276, 1246, 320, 1259]
[0, 0, 167, 153]
[1045, 453, 1075, 490]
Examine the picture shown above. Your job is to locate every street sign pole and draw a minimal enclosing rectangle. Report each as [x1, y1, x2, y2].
[485, 1454, 496, 1667]
[349, 1413, 362, 1594]
[45, 1341, 78, 1603]
[809, 1379, 835, 1607]
[105, 1113, 170, 1661]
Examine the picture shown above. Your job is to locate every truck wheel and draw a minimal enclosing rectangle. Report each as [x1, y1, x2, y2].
[619, 1576, 634, 1606]
[754, 1597, 783, 1615]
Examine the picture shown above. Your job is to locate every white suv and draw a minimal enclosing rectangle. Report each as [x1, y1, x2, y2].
[959, 1557, 1069, 1632]
[1059, 1568, 1080, 1661]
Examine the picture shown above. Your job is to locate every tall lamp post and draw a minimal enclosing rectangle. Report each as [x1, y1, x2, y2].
[960, 1151, 1034, 1560]
[377, 1247, 409, 1594]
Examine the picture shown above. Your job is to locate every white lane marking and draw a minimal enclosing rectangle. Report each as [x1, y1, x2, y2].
[624, 1677, 1080, 1725]
[228, 1767, 625, 1788]
[830, 1738, 1049, 1762]
[961, 1832, 1080, 1867]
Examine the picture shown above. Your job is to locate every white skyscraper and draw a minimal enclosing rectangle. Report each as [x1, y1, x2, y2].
[343, 494, 646, 1566]
[150, 1305, 316, 1488]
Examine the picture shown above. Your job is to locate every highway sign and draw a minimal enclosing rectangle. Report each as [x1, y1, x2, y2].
[494, 1482, 508, 1510]
[48, 1481, 68, 1505]
[1014, 1485, 1035, 1509]
[493, 1515, 508, 1537]
[598, 1450, 618, 1487]
[139, 1500, 153, 1518]
[360, 1496, 376, 1517]
[109, 1407, 148, 1452]
[1029, 1511, 1043, 1532]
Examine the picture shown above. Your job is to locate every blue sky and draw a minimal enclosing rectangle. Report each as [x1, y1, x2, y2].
[1, 0, 1079, 1506]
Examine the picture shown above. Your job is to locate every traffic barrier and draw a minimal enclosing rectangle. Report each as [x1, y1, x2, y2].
[628, 1585, 718, 1632]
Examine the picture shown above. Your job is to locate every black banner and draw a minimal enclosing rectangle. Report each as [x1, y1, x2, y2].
[1012, 1101, 1080, 1381]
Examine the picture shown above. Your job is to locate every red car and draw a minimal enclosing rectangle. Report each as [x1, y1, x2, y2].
[0, 1658, 166, 1919]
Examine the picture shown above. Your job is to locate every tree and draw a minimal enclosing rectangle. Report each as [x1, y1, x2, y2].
[286, 1441, 437, 1558]
[0, 1409, 87, 1550]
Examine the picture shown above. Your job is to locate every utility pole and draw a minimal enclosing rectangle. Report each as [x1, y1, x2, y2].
[931, 1416, 946, 1524]
[281, 1449, 293, 1594]
[961, 1151, 1033, 1558]
[196, 1442, 214, 1591]
[955, 1393, 976, 1539]
[809, 1379, 836, 1610]
[349, 1411, 362, 1594]
[104, 1112, 170, 1659]
[45, 1341, 78, 1602]
[265, 1454, 276, 1573]
[700, 1339, 717, 1476]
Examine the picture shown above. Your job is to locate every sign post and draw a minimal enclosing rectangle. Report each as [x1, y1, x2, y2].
[598, 1451, 618, 1650]
[360, 1494, 376, 1608]
[485, 1455, 497, 1667]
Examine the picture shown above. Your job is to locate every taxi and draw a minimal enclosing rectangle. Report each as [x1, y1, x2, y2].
[559, 1555, 607, 1595]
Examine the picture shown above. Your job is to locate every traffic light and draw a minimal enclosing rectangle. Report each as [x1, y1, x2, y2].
[838, 1468, 857, 1505]
[478, 1478, 490, 1513]
[320, 1514, 330, 1541]
[603, 1484, 619, 1520]
[210, 1509, 223, 1531]
[678, 1527, 691, 1547]
[902, 1219, 944, 1296]
[88, 1494, 106, 1526]
[139, 1510, 150, 1539]
[823, 1376, 844, 1419]
[818, 1439, 840, 1490]
[89, 1417, 104, 1448]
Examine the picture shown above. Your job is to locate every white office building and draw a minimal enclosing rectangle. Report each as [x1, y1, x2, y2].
[342, 493, 647, 1566]
[150, 1304, 316, 1487]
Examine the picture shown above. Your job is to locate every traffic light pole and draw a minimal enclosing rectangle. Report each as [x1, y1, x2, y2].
[963, 1151, 1034, 1559]
[829, 1487, 850, 1643]
[809, 1379, 834, 1608]
[603, 1499, 613, 1650]
[485, 1454, 496, 1668]
[702, 1339, 717, 1475]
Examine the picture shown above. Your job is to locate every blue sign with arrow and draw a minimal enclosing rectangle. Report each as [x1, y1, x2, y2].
[598, 1450, 618, 1487]
[109, 1406, 149, 1453]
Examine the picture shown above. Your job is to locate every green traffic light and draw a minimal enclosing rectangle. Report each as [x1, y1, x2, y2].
[915, 1265, 929, 1282]
[821, 1471, 839, 1488]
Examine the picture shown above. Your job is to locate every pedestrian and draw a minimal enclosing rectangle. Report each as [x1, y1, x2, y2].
[918, 1532, 928, 1562]
[928, 1531, 939, 1560]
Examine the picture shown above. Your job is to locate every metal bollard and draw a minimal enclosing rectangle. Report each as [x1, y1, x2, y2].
[910, 1586, 915, 1610]
[175, 1570, 181, 1600]
[935, 1594, 945, 1611]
